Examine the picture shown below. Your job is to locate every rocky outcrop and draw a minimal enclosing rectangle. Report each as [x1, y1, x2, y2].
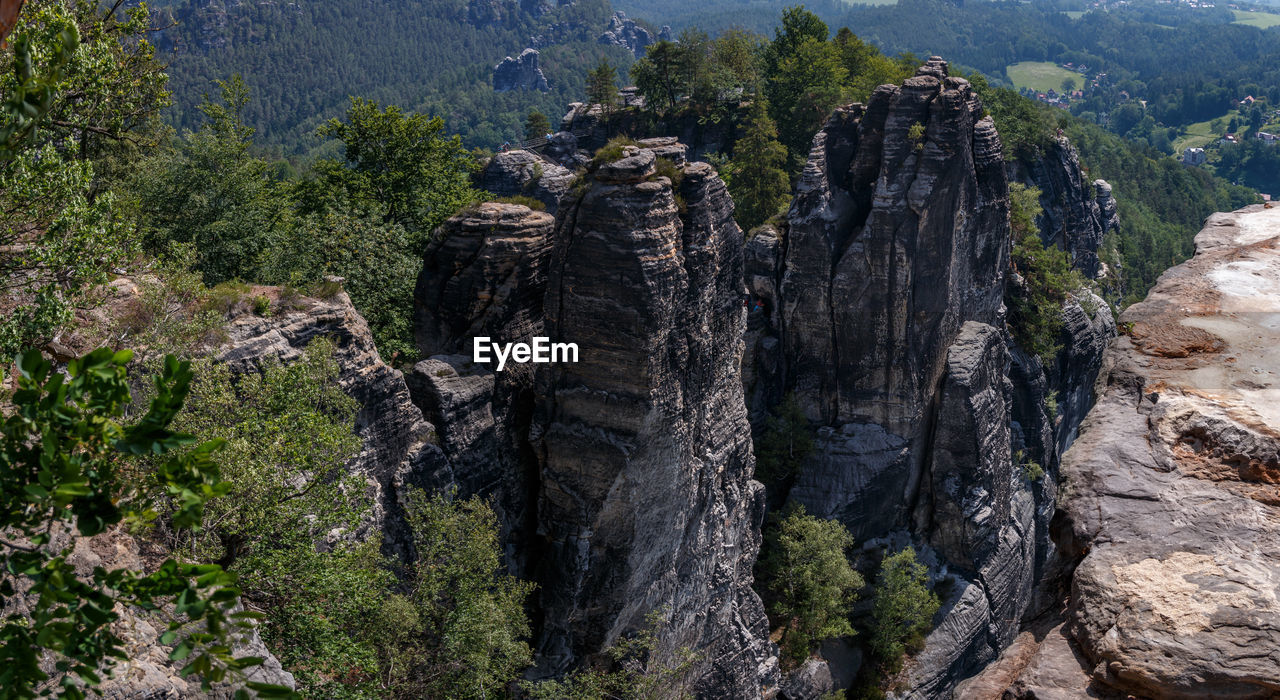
[493, 48, 549, 92]
[410, 203, 554, 571]
[532, 146, 776, 696]
[970, 205, 1280, 698]
[217, 288, 452, 559]
[479, 150, 574, 214]
[1008, 140, 1117, 278]
[407, 151, 777, 696]
[598, 11, 653, 55]
[744, 58, 1118, 697]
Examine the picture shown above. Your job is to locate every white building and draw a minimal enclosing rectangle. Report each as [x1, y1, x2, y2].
[1182, 147, 1207, 165]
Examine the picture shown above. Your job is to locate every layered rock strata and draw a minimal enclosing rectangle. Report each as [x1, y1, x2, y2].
[1007, 140, 1118, 279]
[744, 58, 1116, 696]
[217, 289, 451, 559]
[410, 150, 777, 696]
[479, 150, 574, 215]
[967, 205, 1280, 699]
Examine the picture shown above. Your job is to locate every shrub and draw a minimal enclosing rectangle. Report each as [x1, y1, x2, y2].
[907, 121, 926, 151]
[1006, 182, 1085, 365]
[493, 194, 546, 211]
[203, 280, 251, 316]
[250, 294, 271, 316]
[591, 136, 640, 167]
[760, 505, 864, 666]
[869, 547, 940, 666]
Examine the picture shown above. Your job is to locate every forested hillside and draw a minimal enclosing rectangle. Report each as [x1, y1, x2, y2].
[152, 0, 633, 153]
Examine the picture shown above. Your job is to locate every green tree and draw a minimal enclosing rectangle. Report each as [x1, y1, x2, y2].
[378, 490, 535, 699]
[132, 75, 294, 285]
[264, 205, 420, 360]
[525, 109, 552, 141]
[1006, 182, 1082, 363]
[168, 340, 389, 697]
[0, 348, 287, 698]
[631, 40, 684, 112]
[1061, 77, 1077, 93]
[869, 547, 940, 665]
[729, 98, 790, 231]
[760, 505, 863, 665]
[586, 59, 620, 115]
[0, 0, 170, 356]
[766, 36, 848, 169]
[310, 98, 478, 248]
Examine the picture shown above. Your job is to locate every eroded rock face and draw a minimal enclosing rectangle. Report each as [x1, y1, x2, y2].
[479, 150, 574, 215]
[532, 145, 776, 696]
[1008, 141, 1117, 278]
[493, 48, 549, 92]
[973, 205, 1280, 698]
[217, 290, 452, 559]
[407, 150, 776, 696]
[745, 59, 1116, 697]
[598, 11, 653, 55]
[410, 202, 555, 572]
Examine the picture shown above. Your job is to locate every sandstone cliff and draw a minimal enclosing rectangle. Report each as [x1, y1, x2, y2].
[743, 58, 1116, 696]
[410, 150, 777, 696]
[963, 205, 1280, 699]
[493, 48, 549, 92]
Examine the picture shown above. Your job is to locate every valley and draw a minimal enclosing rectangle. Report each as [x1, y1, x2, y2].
[2, 0, 1280, 699]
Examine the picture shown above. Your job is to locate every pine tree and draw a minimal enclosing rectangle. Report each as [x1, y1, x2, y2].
[729, 98, 792, 232]
[525, 109, 551, 141]
[586, 59, 620, 116]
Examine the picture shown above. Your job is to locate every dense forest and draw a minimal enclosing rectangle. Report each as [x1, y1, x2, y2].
[151, 0, 635, 154]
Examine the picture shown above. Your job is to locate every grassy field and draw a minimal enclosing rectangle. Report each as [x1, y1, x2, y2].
[1172, 113, 1232, 153]
[1005, 61, 1081, 93]
[1062, 10, 1085, 19]
[1232, 10, 1280, 28]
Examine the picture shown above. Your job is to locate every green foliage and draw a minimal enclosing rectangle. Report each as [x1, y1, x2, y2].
[525, 110, 552, 141]
[631, 29, 764, 116]
[728, 99, 791, 231]
[590, 135, 641, 166]
[754, 394, 815, 487]
[311, 98, 479, 246]
[132, 76, 294, 286]
[907, 121, 926, 151]
[1006, 182, 1083, 364]
[493, 194, 547, 211]
[760, 505, 863, 666]
[0, 0, 173, 357]
[586, 59, 620, 113]
[155, 0, 627, 151]
[164, 341, 387, 697]
[767, 35, 848, 168]
[0, 348, 284, 697]
[379, 489, 535, 699]
[266, 206, 420, 360]
[869, 547, 939, 666]
[523, 608, 700, 700]
[1015, 450, 1046, 483]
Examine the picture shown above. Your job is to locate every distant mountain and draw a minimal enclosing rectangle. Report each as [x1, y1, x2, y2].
[153, 0, 636, 154]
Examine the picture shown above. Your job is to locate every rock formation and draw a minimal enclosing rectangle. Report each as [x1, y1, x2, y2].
[493, 48, 549, 92]
[217, 287, 452, 560]
[598, 11, 654, 55]
[966, 205, 1280, 699]
[410, 152, 777, 696]
[410, 203, 554, 571]
[531, 146, 776, 696]
[743, 57, 1116, 696]
[1007, 139, 1118, 279]
[478, 150, 575, 215]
